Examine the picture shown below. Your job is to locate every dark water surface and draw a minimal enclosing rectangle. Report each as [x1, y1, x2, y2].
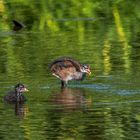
[0, 1, 140, 140]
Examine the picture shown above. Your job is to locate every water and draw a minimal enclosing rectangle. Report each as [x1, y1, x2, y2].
[0, 0, 140, 140]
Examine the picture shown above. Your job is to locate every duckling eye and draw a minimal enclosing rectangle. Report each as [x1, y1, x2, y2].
[19, 86, 24, 89]
[83, 65, 88, 69]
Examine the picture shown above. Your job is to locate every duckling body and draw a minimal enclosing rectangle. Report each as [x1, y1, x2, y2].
[4, 83, 28, 102]
[4, 92, 27, 102]
[49, 57, 91, 88]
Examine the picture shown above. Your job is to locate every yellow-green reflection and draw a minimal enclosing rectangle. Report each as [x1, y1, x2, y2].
[39, 0, 59, 31]
[5, 41, 24, 78]
[113, 5, 131, 74]
[103, 39, 111, 75]
[0, 0, 4, 12]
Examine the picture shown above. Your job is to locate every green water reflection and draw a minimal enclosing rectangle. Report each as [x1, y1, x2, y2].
[0, 0, 140, 140]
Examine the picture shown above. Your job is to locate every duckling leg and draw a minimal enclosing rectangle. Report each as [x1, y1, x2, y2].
[61, 81, 67, 88]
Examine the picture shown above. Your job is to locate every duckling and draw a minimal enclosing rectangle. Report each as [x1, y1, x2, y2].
[4, 83, 29, 102]
[49, 57, 91, 88]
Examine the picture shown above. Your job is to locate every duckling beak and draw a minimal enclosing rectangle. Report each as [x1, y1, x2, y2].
[24, 88, 29, 92]
[87, 70, 91, 75]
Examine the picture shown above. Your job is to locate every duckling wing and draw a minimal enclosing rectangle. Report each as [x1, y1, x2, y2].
[49, 57, 81, 73]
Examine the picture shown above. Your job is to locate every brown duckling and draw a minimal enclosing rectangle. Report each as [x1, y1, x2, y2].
[4, 83, 29, 102]
[49, 57, 91, 88]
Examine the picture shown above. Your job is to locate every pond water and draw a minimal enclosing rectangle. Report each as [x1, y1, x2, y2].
[0, 1, 140, 140]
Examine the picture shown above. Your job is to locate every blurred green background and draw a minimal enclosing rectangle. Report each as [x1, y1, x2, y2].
[0, 0, 140, 140]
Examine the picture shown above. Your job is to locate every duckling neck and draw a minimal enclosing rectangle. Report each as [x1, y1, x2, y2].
[15, 91, 21, 101]
[74, 72, 86, 80]
[81, 73, 86, 80]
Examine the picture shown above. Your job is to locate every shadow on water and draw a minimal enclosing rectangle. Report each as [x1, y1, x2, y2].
[43, 87, 140, 140]
[48, 87, 92, 111]
[4, 101, 29, 119]
[43, 88, 93, 139]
